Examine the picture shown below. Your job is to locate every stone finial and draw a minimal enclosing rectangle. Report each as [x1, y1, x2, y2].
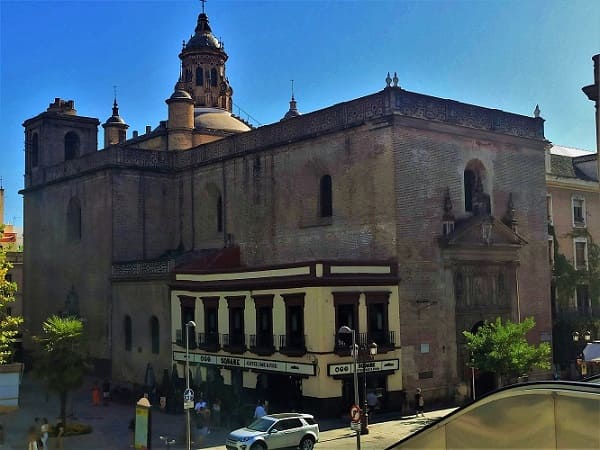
[533, 104, 541, 118]
[393, 72, 399, 87]
[385, 72, 392, 87]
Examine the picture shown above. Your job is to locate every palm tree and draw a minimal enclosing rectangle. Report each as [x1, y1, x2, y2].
[33, 315, 88, 426]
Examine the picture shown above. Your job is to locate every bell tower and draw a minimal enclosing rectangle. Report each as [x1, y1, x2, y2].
[179, 5, 233, 111]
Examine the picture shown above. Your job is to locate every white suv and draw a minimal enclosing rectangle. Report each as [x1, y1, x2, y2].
[225, 412, 319, 450]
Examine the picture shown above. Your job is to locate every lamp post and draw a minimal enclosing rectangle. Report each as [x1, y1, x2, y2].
[338, 326, 360, 450]
[572, 330, 592, 379]
[185, 320, 196, 450]
[360, 342, 377, 435]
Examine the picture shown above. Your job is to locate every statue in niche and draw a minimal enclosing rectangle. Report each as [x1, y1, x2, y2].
[472, 177, 491, 216]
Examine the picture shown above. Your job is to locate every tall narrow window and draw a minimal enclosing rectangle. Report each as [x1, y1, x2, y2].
[150, 316, 159, 354]
[546, 194, 553, 225]
[67, 197, 82, 241]
[574, 238, 588, 270]
[576, 285, 590, 316]
[320, 175, 332, 217]
[366, 292, 390, 346]
[217, 195, 223, 232]
[64, 131, 80, 160]
[196, 67, 204, 86]
[124, 315, 132, 351]
[31, 133, 39, 168]
[572, 196, 586, 227]
[464, 169, 476, 212]
[210, 68, 218, 87]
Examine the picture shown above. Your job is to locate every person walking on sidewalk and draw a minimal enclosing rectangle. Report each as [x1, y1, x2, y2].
[92, 381, 101, 406]
[415, 388, 425, 417]
[40, 417, 49, 450]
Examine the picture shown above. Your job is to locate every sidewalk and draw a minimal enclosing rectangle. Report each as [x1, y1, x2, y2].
[0, 373, 456, 449]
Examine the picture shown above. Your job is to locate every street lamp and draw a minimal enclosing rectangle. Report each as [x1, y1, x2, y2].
[360, 342, 377, 435]
[338, 325, 360, 450]
[572, 330, 592, 379]
[185, 320, 196, 450]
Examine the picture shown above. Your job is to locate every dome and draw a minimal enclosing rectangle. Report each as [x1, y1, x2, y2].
[170, 89, 192, 101]
[194, 108, 250, 133]
[186, 13, 222, 51]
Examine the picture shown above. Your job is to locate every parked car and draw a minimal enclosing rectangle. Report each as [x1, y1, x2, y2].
[225, 412, 319, 450]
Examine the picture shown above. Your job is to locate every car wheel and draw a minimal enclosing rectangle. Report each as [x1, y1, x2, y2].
[250, 442, 266, 450]
[299, 436, 315, 450]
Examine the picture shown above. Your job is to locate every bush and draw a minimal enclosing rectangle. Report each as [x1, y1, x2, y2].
[50, 422, 93, 437]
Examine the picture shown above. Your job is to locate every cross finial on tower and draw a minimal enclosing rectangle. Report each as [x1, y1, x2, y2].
[200, 0, 207, 14]
[113, 85, 118, 105]
[290, 79, 295, 100]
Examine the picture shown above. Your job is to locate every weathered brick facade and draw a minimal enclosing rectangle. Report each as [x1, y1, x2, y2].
[20, 10, 552, 410]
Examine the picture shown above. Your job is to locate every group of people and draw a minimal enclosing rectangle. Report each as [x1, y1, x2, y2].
[91, 380, 111, 406]
[193, 395, 222, 443]
[27, 417, 64, 450]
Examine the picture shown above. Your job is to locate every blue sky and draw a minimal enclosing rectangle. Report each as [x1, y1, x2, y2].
[1, 0, 599, 230]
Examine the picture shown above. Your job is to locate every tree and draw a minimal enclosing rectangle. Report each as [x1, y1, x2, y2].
[463, 317, 551, 387]
[33, 315, 88, 425]
[0, 248, 23, 364]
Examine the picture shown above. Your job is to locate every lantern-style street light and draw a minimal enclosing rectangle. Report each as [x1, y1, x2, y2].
[572, 330, 592, 379]
[185, 320, 196, 450]
[360, 342, 378, 435]
[338, 326, 361, 450]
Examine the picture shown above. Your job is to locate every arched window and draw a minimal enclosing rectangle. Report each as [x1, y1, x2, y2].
[464, 169, 476, 212]
[64, 131, 80, 160]
[217, 195, 223, 232]
[196, 67, 203, 86]
[319, 175, 332, 217]
[210, 68, 218, 87]
[31, 133, 39, 168]
[67, 197, 82, 241]
[124, 315, 132, 351]
[150, 316, 159, 354]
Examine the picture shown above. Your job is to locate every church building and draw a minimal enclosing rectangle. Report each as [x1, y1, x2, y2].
[20, 8, 552, 415]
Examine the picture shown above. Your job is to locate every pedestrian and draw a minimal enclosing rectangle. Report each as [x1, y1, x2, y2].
[128, 417, 135, 448]
[92, 381, 101, 406]
[195, 404, 211, 444]
[254, 400, 266, 419]
[102, 379, 111, 405]
[211, 398, 221, 429]
[27, 426, 39, 450]
[415, 388, 425, 417]
[40, 417, 49, 450]
[55, 419, 65, 450]
[367, 391, 379, 416]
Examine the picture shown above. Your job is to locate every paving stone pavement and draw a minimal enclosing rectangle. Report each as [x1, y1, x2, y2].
[0, 373, 456, 449]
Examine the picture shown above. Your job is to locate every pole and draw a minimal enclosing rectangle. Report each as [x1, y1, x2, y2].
[362, 355, 369, 434]
[471, 366, 476, 401]
[185, 324, 191, 450]
[352, 330, 361, 450]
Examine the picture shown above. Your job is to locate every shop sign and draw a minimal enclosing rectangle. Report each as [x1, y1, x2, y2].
[173, 351, 316, 376]
[328, 359, 399, 376]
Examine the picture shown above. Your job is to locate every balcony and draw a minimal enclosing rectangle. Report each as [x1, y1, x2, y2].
[223, 332, 246, 354]
[279, 334, 306, 356]
[334, 331, 396, 355]
[198, 331, 220, 352]
[250, 333, 276, 356]
[175, 328, 197, 349]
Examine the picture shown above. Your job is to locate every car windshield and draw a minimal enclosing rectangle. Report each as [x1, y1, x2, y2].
[247, 418, 275, 432]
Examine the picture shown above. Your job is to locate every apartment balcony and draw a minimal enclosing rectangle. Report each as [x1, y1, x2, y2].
[175, 328, 197, 349]
[249, 333, 276, 356]
[198, 331, 220, 352]
[279, 334, 306, 356]
[334, 331, 396, 355]
[223, 332, 246, 354]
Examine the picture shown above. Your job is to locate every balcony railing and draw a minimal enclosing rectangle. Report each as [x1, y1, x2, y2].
[249, 333, 276, 356]
[223, 332, 246, 354]
[175, 328, 197, 349]
[334, 330, 396, 354]
[279, 334, 306, 356]
[198, 332, 220, 351]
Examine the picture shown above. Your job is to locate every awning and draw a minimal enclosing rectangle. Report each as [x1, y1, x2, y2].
[582, 342, 600, 362]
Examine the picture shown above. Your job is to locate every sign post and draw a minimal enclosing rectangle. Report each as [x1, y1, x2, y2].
[134, 397, 152, 450]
